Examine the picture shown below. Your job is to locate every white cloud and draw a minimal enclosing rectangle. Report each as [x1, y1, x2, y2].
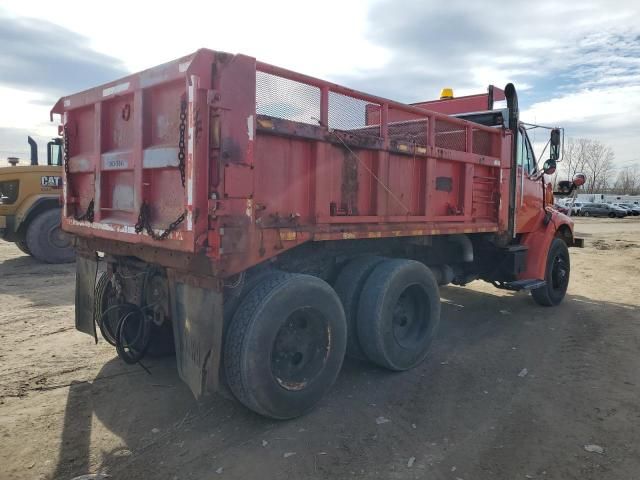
[525, 86, 640, 125]
[3, 0, 388, 79]
[523, 86, 640, 164]
[0, 86, 57, 135]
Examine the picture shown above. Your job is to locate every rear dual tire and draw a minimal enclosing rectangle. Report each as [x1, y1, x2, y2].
[224, 273, 347, 419]
[357, 259, 441, 371]
[333, 256, 385, 359]
[223, 260, 441, 419]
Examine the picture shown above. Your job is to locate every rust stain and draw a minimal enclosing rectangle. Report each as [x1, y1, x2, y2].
[341, 149, 359, 216]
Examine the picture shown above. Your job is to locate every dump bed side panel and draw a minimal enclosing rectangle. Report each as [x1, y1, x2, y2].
[211, 63, 510, 275]
[55, 50, 511, 277]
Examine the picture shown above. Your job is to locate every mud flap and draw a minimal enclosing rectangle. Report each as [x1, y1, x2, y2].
[169, 277, 223, 399]
[75, 253, 98, 341]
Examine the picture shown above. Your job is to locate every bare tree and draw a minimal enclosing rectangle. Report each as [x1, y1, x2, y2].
[559, 138, 589, 182]
[583, 141, 615, 193]
[613, 164, 640, 195]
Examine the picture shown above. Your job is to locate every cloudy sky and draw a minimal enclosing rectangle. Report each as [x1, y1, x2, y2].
[1, 0, 638, 167]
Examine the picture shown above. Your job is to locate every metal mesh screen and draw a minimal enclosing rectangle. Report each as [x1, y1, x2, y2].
[388, 119, 429, 146]
[255, 70, 498, 156]
[435, 118, 467, 152]
[256, 71, 321, 125]
[329, 92, 381, 138]
[472, 128, 493, 156]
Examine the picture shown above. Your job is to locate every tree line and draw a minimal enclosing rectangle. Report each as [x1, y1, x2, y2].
[556, 138, 640, 195]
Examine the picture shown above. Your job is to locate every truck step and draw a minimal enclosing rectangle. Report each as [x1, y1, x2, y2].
[501, 244, 529, 253]
[503, 279, 546, 291]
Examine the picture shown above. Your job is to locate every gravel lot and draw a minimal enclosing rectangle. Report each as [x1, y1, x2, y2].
[1, 217, 639, 480]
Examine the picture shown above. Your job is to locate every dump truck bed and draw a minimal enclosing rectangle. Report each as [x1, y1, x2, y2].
[53, 49, 512, 277]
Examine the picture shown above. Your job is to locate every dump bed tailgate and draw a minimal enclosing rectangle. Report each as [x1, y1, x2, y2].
[52, 50, 217, 253]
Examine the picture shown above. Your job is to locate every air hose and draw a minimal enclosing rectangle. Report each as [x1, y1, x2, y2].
[115, 306, 152, 364]
[98, 302, 153, 364]
[97, 267, 162, 364]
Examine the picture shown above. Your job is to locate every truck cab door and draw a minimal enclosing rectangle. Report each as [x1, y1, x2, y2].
[515, 128, 544, 234]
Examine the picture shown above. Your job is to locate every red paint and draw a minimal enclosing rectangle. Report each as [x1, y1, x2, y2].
[51, 49, 571, 277]
[518, 210, 574, 280]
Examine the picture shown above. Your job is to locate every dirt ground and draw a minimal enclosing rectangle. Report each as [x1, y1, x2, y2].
[1, 217, 639, 480]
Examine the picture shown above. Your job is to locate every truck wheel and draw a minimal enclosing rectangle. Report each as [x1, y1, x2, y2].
[333, 256, 385, 360]
[224, 272, 347, 419]
[223, 269, 275, 327]
[357, 259, 441, 371]
[25, 208, 74, 263]
[531, 238, 570, 307]
[15, 239, 31, 256]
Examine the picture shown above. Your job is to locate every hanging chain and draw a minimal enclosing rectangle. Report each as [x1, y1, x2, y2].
[75, 199, 95, 222]
[135, 201, 186, 241]
[63, 124, 95, 222]
[178, 99, 187, 188]
[63, 125, 70, 176]
[135, 97, 188, 241]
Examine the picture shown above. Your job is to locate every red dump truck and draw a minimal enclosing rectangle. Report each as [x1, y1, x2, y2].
[52, 49, 584, 419]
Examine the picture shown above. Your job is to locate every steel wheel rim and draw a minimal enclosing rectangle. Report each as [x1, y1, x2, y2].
[271, 308, 330, 391]
[551, 255, 569, 291]
[392, 284, 430, 349]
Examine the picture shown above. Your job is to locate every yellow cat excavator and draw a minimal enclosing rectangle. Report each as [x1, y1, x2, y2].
[0, 136, 74, 263]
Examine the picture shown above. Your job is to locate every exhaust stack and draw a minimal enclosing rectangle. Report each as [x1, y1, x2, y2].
[28, 136, 38, 165]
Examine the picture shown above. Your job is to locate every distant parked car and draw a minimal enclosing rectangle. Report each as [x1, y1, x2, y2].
[625, 204, 640, 215]
[570, 202, 584, 215]
[611, 204, 632, 216]
[581, 203, 627, 218]
[616, 204, 640, 216]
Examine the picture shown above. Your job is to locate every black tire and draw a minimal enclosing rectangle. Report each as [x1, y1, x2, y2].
[333, 256, 385, 359]
[25, 208, 74, 263]
[357, 259, 441, 371]
[608, 212, 615, 218]
[223, 269, 276, 328]
[531, 238, 570, 307]
[224, 272, 347, 419]
[14, 239, 31, 256]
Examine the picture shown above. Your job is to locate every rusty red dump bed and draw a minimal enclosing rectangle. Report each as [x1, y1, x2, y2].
[53, 49, 513, 277]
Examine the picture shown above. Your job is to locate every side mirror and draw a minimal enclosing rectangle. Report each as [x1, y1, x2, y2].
[553, 173, 585, 197]
[572, 173, 586, 187]
[543, 159, 557, 175]
[549, 128, 561, 161]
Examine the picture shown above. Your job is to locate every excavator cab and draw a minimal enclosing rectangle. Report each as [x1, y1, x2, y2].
[47, 138, 63, 167]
